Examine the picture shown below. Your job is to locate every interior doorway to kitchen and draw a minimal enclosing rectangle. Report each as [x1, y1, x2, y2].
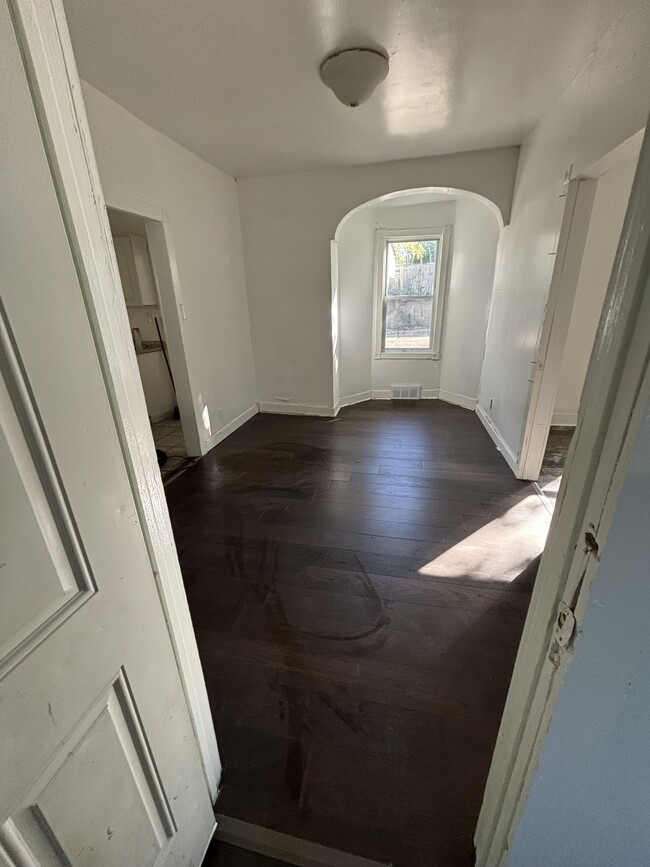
[107, 207, 195, 483]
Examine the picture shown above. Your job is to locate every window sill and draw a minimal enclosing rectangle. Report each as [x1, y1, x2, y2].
[374, 352, 440, 361]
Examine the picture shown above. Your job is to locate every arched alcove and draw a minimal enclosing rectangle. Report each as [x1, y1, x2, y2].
[332, 188, 502, 411]
[334, 187, 505, 242]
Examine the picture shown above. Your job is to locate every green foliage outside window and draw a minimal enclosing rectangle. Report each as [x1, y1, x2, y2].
[392, 240, 438, 266]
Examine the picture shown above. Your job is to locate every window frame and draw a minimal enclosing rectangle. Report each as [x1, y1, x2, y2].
[372, 225, 452, 360]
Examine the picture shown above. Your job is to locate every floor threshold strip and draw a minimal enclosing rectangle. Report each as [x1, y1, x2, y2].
[215, 815, 392, 867]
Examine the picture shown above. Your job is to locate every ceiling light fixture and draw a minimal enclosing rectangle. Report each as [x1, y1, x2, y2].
[319, 48, 389, 108]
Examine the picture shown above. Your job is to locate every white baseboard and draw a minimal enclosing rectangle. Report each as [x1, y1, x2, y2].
[438, 389, 477, 410]
[336, 390, 372, 412]
[258, 401, 337, 417]
[335, 389, 477, 408]
[215, 815, 388, 867]
[551, 412, 578, 426]
[202, 403, 258, 454]
[370, 388, 439, 400]
[257, 392, 477, 420]
[475, 403, 519, 475]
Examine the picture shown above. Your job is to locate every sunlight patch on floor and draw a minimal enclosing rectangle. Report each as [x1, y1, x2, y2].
[418, 494, 551, 582]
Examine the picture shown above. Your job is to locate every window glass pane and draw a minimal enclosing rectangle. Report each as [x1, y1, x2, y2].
[384, 296, 433, 349]
[386, 239, 438, 296]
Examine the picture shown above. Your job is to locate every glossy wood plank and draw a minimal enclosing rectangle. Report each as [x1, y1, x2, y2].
[167, 402, 550, 867]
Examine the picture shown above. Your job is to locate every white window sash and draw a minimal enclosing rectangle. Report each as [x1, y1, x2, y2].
[372, 225, 452, 360]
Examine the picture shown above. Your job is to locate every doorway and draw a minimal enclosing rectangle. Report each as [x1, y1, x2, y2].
[519, 133, 643, 487]
[537, 152, 638, 509]
[476, 127, 650, 865]
[107, 207, 195, 484]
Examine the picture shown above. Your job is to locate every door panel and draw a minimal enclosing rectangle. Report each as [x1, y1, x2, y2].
[0, 312, 94, 679]
[0, 1, 215, 863]
[5, 673, 175, 867]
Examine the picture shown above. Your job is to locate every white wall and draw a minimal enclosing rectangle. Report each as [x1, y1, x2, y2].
[506, 405, 650, 867]
[136, 351, 176, 422]
[337, 206, 375, 402]
[477, 3, 650, 463]
[440, 197, 500, 404]
[336, 196, 499, 406]
[82, 82, 258, 454]
[237, 147, 519, 414]
[553, 156, 638, 424]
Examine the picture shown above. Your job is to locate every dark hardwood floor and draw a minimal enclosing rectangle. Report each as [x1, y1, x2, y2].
[167, 402, 550, 867]
[204, 840, 291, 867]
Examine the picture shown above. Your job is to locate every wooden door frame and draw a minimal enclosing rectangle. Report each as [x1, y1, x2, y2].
[9, 0, 220, 801]
[517, 129, 645, 481]
[475, 120, 650, 864]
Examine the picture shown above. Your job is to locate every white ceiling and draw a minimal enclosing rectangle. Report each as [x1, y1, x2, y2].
[63, 0, 622, 178]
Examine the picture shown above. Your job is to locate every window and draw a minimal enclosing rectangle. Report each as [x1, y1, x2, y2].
[373, 226, 451, 359]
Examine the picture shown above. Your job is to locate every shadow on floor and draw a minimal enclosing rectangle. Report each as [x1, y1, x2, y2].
[204, 839, 291, 867]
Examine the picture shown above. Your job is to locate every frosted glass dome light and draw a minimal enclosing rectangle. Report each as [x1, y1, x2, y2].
[319, 48, 389, 107]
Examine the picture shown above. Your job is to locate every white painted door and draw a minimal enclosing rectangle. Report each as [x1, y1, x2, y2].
[0, 2, 216, 864]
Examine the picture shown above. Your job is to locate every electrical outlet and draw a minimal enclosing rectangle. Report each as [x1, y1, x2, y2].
[218, 407, 224, 422]
[489, 397, 494, 410]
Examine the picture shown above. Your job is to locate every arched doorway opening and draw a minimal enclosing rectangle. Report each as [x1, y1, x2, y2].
[331, 187, 504, 412]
